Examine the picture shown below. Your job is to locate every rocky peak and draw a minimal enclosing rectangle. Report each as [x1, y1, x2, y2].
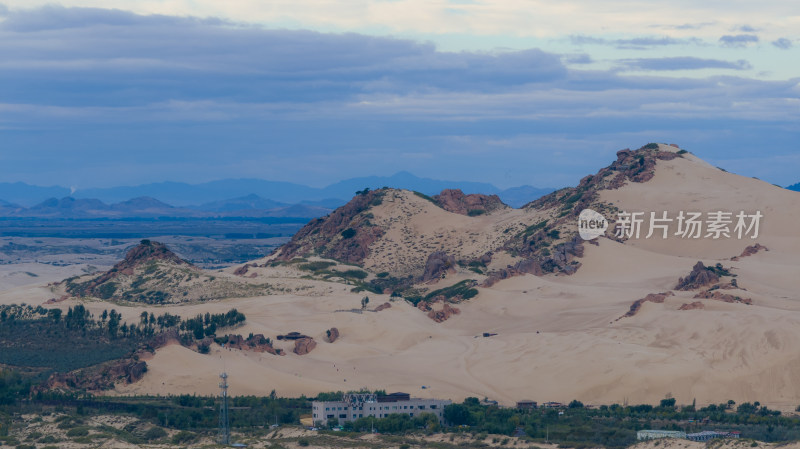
[676, 261, 720, 290]
[432, 189, 507, 216]
[113, 240, 188, 275]
[274, 188, 387, 264]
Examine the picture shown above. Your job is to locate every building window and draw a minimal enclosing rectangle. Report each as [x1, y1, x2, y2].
[431, 405, 437, 409]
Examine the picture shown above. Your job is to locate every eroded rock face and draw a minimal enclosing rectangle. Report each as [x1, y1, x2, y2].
[326, 327, 340, 343]
[676, 262, 720, 290]
[731, 243, 769, 261]
[622, 292, 674, 318]
[432, 189, 507, 216]
[293, 337, 317, 355]
[427, 303, 460, 323]
[233, 263, 257, 276]
[274, 189, 386, 264]
[694, 290, 752, 304]
[374, 302, 392, 312]
[39, 358, 147, 392]
[679, 301, 705, 310]
[420, 251, 457, 282]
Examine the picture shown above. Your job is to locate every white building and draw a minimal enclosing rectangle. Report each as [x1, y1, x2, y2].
[311, 392, 451, 426]
[637, 430, 687, 440]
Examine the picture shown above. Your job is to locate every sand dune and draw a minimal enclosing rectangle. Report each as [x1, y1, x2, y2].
[4, 144, 800, 410]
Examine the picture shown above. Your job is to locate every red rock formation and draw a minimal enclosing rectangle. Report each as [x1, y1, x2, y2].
[326, 327, 340, 343]
[432, 189, 507, 216]
[427, 303, 460, 323]
[679, 301, 705, 310]
[694, 289, 752, 304]
[676, 262, 720, 290]
[39, 358, 148, 392]
[293, 337, 317, 355]
[622, 292, 674, 318]
[374, 302, 392, 312]
[731, 243, 769, 261]
[420, 251, 457, 282]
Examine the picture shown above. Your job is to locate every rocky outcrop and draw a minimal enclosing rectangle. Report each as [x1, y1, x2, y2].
[221, 334, 283, 355]
[233, 263, 257, 276]
[274, 189, 386, 264]
[374, 302, 392, 312]
[293, 337, 317, 355]
[427, 303, 460, 323]
[679, 301, 705, 311]
[432, 189, 507, 216]
[326, 327, 340, 343]
[421, 251, 457, 282]
[694, 289, 752, 304]
[676, 262, 720, 290]
[39, 358, 147, 392]
[622, 292, 674, 318]
[731, 243, 769, 261]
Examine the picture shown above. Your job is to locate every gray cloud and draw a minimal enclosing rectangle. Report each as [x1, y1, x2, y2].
[0, 5, 797, 189]
[570, 35, 701, 50]
[772, 38, 792, 49]
[719, 34, 759, 47]
[737, 25, 758, 32]
[621, 57, 752, 71]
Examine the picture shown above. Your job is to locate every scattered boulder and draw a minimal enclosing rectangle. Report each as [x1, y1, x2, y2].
[676, 262, 720, 290]
[622, 292, 674, 318]
[432, 189, 507, 216]
[421, 251, 457, 282]
[374, 302, 392, 312]
[294, 337, 317, 355]
[326, 327, 340, 343]
[731, 243, 769, 261]
[427, 303, 460, 323]
[679, 301, 705, 311]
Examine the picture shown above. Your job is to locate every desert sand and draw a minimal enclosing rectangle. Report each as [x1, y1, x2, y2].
[3, 144, 800, 410]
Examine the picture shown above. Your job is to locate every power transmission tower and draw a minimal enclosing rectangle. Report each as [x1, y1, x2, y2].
[219, 372, 230, 445]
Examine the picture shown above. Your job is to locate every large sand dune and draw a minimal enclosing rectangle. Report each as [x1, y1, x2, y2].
[3, 144, 799, 410]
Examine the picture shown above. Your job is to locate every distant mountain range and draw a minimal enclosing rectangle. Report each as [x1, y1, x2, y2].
[787, 182, 800, 192]
[0, 172, 556, 211]
[0, 195, 332, 219]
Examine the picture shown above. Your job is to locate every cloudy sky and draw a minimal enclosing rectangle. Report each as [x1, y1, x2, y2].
[0, 1, 798, 190]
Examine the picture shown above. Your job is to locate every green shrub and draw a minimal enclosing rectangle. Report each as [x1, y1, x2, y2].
[298, 438, 310, 446]
[66, 426, 90, 437]
[143, 426, 167, 440]
[677, 149, 688, 154]
[341, 228, 357, 239]
[467, 209, 486, 216]
[171, 431, 197, 444]
[642, 143, 659, 150]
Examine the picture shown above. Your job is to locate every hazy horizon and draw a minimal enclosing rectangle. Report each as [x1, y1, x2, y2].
[1, 2, 797, 190]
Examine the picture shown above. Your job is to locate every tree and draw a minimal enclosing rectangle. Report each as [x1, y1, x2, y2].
[444, 403, 471, 425]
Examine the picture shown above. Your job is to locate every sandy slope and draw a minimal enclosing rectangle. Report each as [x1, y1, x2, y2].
[3, 145, 800, 410]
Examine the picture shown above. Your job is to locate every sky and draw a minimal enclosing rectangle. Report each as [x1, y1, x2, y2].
[0, 1, 798, 191]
